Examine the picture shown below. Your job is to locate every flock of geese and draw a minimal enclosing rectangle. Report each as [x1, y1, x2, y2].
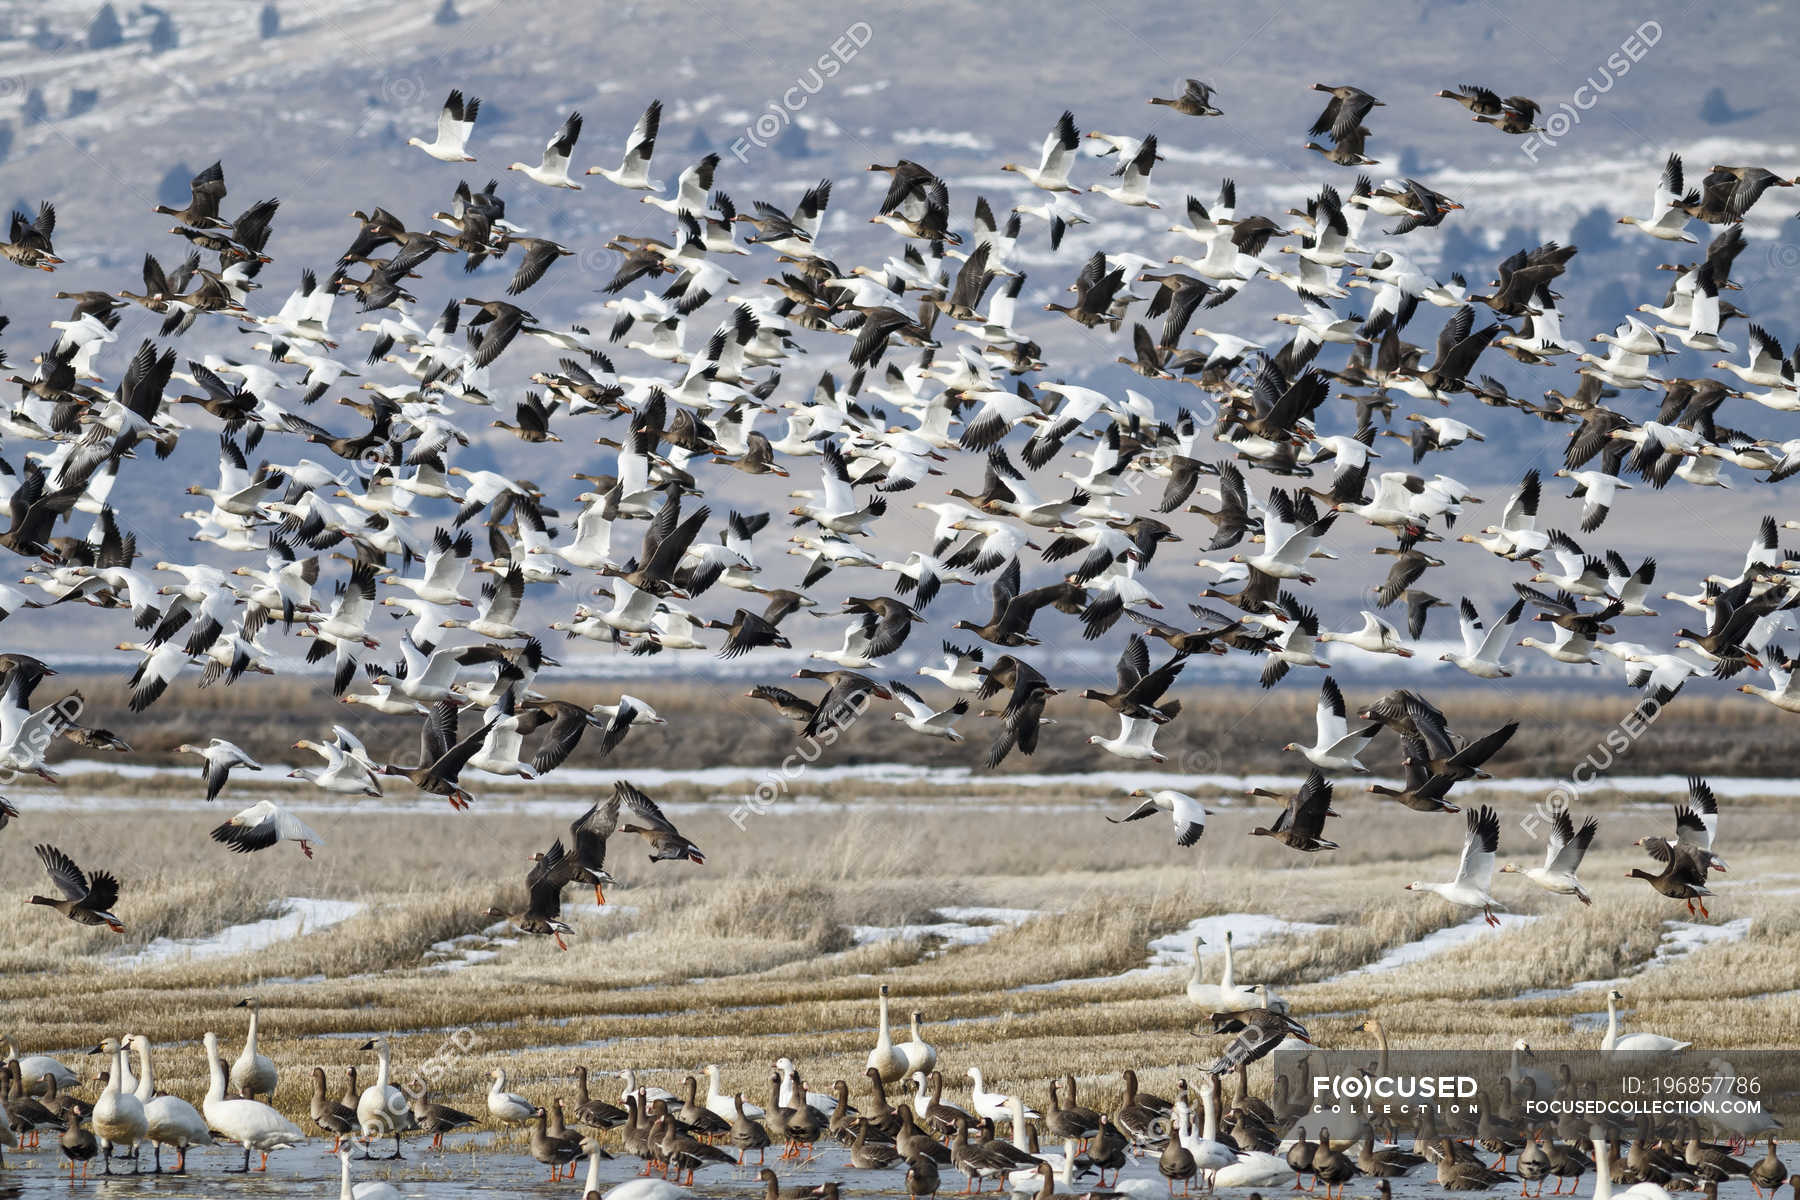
[0, 61, 1793, 1195]
[0, 981, 1785, 1199]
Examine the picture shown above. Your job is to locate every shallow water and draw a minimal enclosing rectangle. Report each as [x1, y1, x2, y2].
[0, 1134, 1781, 1200]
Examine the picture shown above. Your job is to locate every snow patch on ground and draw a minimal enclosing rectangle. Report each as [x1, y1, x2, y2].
[1328, 913, 1540, 982]
[114, 898, 362, 968]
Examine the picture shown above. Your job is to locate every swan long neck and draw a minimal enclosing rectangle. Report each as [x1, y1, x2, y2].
[132, 1038, 154, 1104]
[1189, 938, 1205, 983]
[585, 1148, 602, 1194]
[245, 1005, 260, 1053]
[1201, 1079, 1220, 1143]
[97, 1043, 119, 1100]
[204, 1036, 227, 1104]
[1604, 996, 1619, 1047]
[340, 1154, 355, 1200]
[374, 1041, 392, 1089]
[876, 990, 892, 1045]
[1592, 1133, 1611, 1200]
[1221, 935, 1236, 988]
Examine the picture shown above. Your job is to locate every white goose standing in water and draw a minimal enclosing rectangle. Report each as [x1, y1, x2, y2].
[201, 1031, 304, 1172]
[129, 1033, 212, 1174]
[89, 1037, 147, 1175]
[866, 984, 908, 1083]
[356, 1037, 416, 1159]
[230, 997, 278, 1102]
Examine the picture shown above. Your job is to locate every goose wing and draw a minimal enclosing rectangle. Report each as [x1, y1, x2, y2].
[1453, 804, 1500, 891]
[34, 842, 92, 902]
[1546, 811, 1597, 874]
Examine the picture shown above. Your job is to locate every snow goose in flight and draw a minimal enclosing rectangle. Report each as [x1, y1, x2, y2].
[465, 692, 536, 780]
[1319, 610, 1414, 659]
[408, 89, 480, 162]
[1529, 532, 1612, 598]
[1088, 134, 1161, 209]
[888, 682, 967, 742]
[1652, 264, 1734, 353]
[1737, 652, 1800, 712]
[1088, 713, 1166, 762]
[918, 641, 984, 692]
[1107, 787, 1207, 846]
[1284, 677, 1378, 771]
[177, 738, 262, 802]
[1713, 324, 1794, 390]
[586, 99, 663, 190]
[510, 111, 582, 188]
[1616, 153, 1697, 242]
[643, 153, 720, 217]
[211, 800, 324, 859]
[1553, 462, 1631, 534]
[1440, 597, 1523, 679]
[1001, 110, 1080, 192]
[290, 737, 382, 797]
[1010, 192, 1091, 252]
[1407, 804, 1504, 926]
[1500, 809, 1597, 904]
[1230, 505, 1337, 584]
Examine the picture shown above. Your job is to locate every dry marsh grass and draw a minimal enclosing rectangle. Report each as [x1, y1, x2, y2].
[1, 770, 1794, 1139]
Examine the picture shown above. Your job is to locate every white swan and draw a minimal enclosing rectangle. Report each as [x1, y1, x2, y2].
[1591, 1125, 1677, 1200]
[90, 1037, 147, 1175]
[1211, 1147, 1293, 1188]
[1504, 1040, 1556, 1100]
[910, 1071, 933, 1119]
[1185, 933, 1261, 1010]
[899, 1009, 937, 1077]
[604, 1177, 692, 1200]
[231, 997, 278, 1101]
[202, 1030, 304, 1172]
[338, 1146, 402, 1200]
[489, 1068, 536, 1126]
[1183, 1077, 1238, 1181]
[0, 1037, 76, 1094]
[966, 1068, 1039, 1125]
[130, 1033, 211, 1173]
[774, 1058, 840, 1115]
[704, 1064, 762, 1120]
[614, 1068, 675, 1106]
[356, 1037, 416, 1159]
[866, 983, 909, 1083]
[1601, 990, 1692, 1057]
